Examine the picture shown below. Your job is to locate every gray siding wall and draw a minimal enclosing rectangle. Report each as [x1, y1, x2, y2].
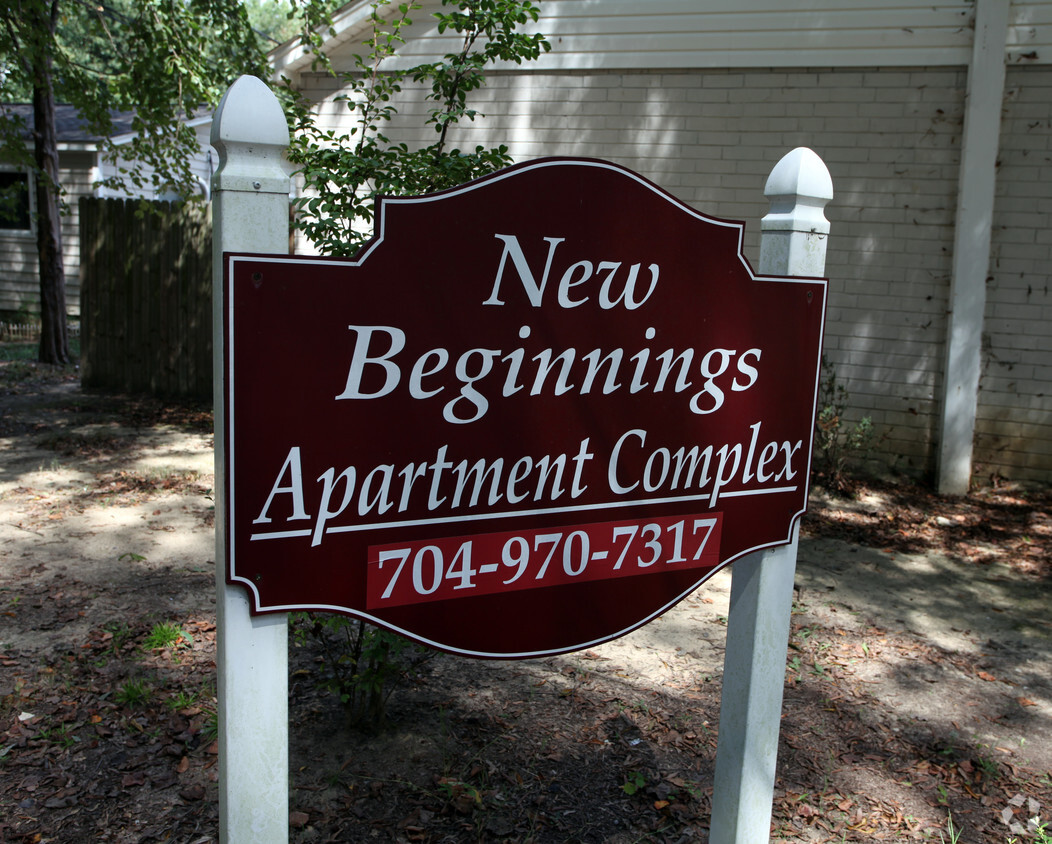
[0, 149, 91, 316]
[296, 59, 1050, 482]
[976, 64, 1052, 479]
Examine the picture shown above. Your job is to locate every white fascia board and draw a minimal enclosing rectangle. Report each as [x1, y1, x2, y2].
[108, 114, 213, 148]
[56, 142, 99, 152]
[268, 0, 378, 80]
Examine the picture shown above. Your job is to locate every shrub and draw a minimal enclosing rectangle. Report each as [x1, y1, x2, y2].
[813, 355, 875, 493]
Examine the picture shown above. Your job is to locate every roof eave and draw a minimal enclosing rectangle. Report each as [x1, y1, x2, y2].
[56, 142, 100, 152]
[107, 113, 214, 147]
[267, 0, 381, 80]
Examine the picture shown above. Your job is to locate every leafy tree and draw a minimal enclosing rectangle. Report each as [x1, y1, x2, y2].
[0, 0, 269, 363]
[0, 0, 544, 363]
[245, 0, 336, 47]
[285, 0, 550, 257]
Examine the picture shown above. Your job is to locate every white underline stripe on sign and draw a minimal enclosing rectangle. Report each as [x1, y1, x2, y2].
[247, 485, 798, 541]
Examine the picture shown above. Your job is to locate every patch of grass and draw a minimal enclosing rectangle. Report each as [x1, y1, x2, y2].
[0, 336, 80, 358]
[37, 721, 78, 749]
[437, 776, 483, 812]
[202, 710, 218, 744]
[937, 812, 962, 843]
[167, 689, 202, 711]
[976, 752, 1000, 778]
[0, 341, 37, 362]
[101, 620, 133, 652]
[0, 338, 81, 391]
[115, 679, 151, 708]
[117, 552, 146, 563]
[0, 359, 36, 385]
[142, 622, 189, 651]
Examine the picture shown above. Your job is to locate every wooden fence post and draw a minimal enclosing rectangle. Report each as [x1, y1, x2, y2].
[709, 148, 832, 844]
[211, 75, 291, 844]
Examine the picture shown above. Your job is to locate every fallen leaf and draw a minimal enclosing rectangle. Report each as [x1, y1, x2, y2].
[1017, 697, 1036, 707]
[122, 772, 146, 788]
[289, 811, 309, 827]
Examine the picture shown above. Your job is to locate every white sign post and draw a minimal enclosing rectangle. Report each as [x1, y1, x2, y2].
[710, 148, 833, 844]
[211, 75, 291, 844]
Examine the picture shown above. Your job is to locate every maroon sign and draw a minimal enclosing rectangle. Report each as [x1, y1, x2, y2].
[223, 157, 826, 658]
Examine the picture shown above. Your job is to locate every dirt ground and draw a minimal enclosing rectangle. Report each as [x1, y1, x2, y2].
[1, 358, 1050, 843]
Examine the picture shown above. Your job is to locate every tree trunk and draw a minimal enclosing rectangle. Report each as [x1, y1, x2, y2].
[32, 1, 69, 365]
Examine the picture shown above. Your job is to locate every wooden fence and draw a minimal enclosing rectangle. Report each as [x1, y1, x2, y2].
[79, 197, 212, 398]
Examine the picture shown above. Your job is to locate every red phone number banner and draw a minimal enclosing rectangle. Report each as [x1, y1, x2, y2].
[368, 513, 722, 609]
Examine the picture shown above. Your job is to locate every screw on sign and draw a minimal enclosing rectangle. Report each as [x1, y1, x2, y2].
[223, 157, 826, 658]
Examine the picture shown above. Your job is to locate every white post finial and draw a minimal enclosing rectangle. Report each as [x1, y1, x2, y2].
[212, 75, 291, 198]
[710, 148, 832, 844]
[211, 74, 291, 844]
[759, 147, 833, 277]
